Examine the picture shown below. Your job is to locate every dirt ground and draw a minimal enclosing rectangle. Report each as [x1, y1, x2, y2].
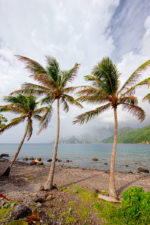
[0, 160, 150, 224]
[0, 160, 150, 199]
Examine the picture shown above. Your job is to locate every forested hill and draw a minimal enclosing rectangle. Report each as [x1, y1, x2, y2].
[102, 125, 150, 144]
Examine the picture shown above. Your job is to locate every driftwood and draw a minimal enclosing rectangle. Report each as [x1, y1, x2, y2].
[98, 194, 121, 203]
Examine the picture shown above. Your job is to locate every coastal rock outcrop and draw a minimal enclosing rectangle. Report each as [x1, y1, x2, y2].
[0, 153, 9, 158]
[137, 167, 149, 173]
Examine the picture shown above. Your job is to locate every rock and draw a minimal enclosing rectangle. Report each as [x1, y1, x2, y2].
[33, 192, 48, 203]
[47, 159, 52, 162]
[39, 186, 44, 191]
[0, 153, 9, 158]
[36, 202, 42, 208]
[138, 167, 149, 173]
[30, 159, 44, 165]
[73, 190, 78, 194]
[125, 165, 129, 167]
[128, 171, 133, 174]
[29, 157, 34, 160]
[23, 158, 29, 161]
[92, 188, 99, 194]
[36, 157, 41, 161]
[92, 158, 98, 161]
[66, 160, 72, 163]
[12, 204, 32, 219]
[30, 161, 37, 165]
[57, 159, 62, 162]
[104, 163, 108, 165]
[46, 194, 54, 201]
[34, 197, 45, 203]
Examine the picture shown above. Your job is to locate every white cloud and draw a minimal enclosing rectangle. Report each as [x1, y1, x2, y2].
[0, 0, 150, 143]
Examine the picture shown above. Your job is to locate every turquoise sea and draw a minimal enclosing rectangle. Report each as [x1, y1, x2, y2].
[0, 143, 150, 173]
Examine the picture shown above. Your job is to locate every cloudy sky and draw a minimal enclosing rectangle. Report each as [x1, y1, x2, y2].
[0, 0, 150, 143]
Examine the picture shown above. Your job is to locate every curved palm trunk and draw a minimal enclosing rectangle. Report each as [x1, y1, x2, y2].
[1, 120, 29, 177]
[44, 99, 60, 190]
[109, 107, 118, 199]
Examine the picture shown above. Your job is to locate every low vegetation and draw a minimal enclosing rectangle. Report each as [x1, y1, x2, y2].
[0, 185, 149, 224]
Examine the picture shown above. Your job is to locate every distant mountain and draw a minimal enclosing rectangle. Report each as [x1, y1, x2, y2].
[58, 136, 99, 144]
[102, 125, 150, 144]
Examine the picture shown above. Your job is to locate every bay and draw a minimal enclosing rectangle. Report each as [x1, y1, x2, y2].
[0, 143, 150, 173]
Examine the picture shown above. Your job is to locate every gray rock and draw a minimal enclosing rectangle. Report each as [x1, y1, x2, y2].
[36, 202, 42, 208]
[92, 158, 98, 161]
[0, 153, 9, 158]
[12, 204, 32, 219]
[47, 159, 52, 162]
[104, 163, 108, 165]
[66, 160, 72, 163]
[138, 167, 149, 173]
[23, 157, 29, 161]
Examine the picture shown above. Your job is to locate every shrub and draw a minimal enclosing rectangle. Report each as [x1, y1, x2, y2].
[121, 186, 150, 224]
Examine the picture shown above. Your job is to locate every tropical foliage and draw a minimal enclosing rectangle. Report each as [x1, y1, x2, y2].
[0, 94, 48, 176]
[102, 125, 150, 143]
[0, 114, 7, 129]
[74, 57, 150, 200]
[13, 55, 82, 190]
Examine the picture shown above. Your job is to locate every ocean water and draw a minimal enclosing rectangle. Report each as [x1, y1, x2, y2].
[0, 143, 150, 173]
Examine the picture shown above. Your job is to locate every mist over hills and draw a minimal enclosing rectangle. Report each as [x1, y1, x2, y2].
[50, 125, 150, 144]
[102, 125, 150, 144]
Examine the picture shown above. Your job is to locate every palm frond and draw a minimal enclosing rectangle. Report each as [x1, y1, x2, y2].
[63, 94, 83, 108]
[11, 83, 50, 95]
[33, 115, 42, 121]
[84, 75, 103, 88]
[119, 60, 150, 94]
[119, 96, 138, 105]
[0, 104, 24, 113]
[73, 103, 111, 124]
[63, 86, 80, 94]
[33, 106, 49, 114]
[61, 98, 69, 112]
[92, 57, 120, 95]
[46, 56, 59, 82]
[121, 103, 145, 121]
[31, 73, 56, 89]
[120, 77, 150, 97]
[38, 105, 53, 133]
[16, 55, 47, 74]
[41, 95, 55, 105]
[0, 116, 26, 133]
[143, 93, 150, 103]
[61, 63, 80, 86]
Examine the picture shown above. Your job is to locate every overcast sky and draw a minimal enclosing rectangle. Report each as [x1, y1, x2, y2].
[0, 0, 150, 143]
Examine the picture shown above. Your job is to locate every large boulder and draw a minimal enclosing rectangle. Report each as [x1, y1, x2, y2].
[11, 204, 32, 219]
[0, 153, 9, 158]
[138, 167, 149, 173]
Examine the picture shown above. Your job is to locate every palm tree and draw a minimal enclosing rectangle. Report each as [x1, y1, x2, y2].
[13, 55, 82, 190]
[0, 114, 7, 129]
[74, 57, 150, 201]
[0, 94, 48, 177]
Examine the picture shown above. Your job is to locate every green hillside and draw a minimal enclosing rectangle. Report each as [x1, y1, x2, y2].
[102, 125, 150, 144]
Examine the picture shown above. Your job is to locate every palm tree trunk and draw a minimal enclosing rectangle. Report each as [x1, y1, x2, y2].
[44, 99, 60, 190]
[109, 107, 118, 199]
[1, 120, 29, 177]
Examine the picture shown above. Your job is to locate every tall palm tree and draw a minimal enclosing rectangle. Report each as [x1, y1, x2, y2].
[0, 94, 48, 177]
[13, 55, 82, 190]
[74, 57, 150, 201]
[0, 114, 7, 129]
